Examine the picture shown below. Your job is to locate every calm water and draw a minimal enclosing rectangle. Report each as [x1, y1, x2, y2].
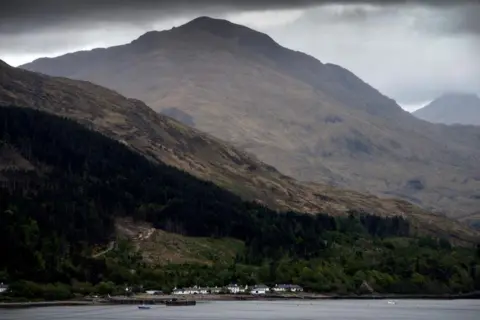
[0, 300, 479, 320]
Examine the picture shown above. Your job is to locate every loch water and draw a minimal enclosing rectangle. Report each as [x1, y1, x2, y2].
[0, 300, 478, 320]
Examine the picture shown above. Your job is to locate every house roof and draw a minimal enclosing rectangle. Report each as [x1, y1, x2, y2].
[252, 284, 269, 289]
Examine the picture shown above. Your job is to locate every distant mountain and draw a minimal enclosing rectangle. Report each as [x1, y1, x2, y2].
[414, 93, 480, 126]
[21, 16, 480, 219]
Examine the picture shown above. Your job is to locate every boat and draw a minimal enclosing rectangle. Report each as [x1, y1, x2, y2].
[165, 298, 196, 306]
[387, 300, 396, 305]
[138, 304, 151, 309]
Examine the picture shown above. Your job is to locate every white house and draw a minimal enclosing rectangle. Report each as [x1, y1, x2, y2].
[209, 286, 221, 294]
[250, 284, 269, 295]
[172, 287, 191, 295]
[172, 286, 209, 295]
[198, 287, 209, 294]
[0, 283, 8, 294]
[272, 284, 303, 292]
[226, 284, 249, 294]
[226, 284, 241, 294]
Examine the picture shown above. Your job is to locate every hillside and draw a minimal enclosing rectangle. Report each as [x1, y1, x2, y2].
[2, 59, 476, 240]
[0, 106, 479, 296]
[413, 93, 480, 126]
[21, 16, 480, 219]
[0, 104, 352, 280]
[115, 217, 245, 266]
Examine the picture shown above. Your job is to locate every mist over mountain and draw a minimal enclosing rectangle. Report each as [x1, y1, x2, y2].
[21, 16, 480, 219]
[413, 93, 480, 126]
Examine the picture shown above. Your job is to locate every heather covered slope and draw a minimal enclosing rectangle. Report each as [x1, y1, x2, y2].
[414, 93, 480, 126]
[1, 60, 478, 240]
[21, 17, 480, 219]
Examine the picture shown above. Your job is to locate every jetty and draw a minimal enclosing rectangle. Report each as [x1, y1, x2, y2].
[166, 298, 196, 306]
[106, 296, 196, 306]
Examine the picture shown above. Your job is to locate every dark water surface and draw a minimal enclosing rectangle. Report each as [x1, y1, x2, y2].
[0, 300, 479, 320]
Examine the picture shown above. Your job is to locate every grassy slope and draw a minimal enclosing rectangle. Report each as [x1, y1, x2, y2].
[115, 218, 244, 265]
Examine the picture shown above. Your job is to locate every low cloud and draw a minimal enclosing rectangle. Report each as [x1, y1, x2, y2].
[0, 1, 479, 34]
[265, 5, 480, 105]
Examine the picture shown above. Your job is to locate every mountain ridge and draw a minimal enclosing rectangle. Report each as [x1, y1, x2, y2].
[16, 16, 480, 220]
[2, 59, 479, 241]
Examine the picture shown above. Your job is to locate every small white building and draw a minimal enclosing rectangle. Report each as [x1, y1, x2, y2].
[209, 286, 221, 294]
[272, 284, 303, 292]
[226, 284, 249, 294]
[0, 283, 8, 294]
[172, 286, 209, 295]
[198, 287, 209, 294]
[239, 285, 248, 293]
[250, 284, 269, 295]
[172, 287, 191, 295]
[226, 284, 241, 294]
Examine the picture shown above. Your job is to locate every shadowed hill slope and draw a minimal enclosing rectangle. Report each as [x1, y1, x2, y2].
[21, 16, 480, 219]
[0, 105, 414, 282]
[1, 106, 479, 296]
[1, 59, 478, 243]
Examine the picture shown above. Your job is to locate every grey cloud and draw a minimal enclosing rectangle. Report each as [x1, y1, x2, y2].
[0, 0, 479, 106]
[0, 0, 479, 34]
[440, 4, 480, 35]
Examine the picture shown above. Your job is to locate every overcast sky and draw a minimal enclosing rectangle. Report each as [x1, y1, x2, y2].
[0, 1, 479, 111]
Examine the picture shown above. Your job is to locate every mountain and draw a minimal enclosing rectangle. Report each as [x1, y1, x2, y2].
[21, 17, 480, 220]
[4, 59, 479, 241]
[1, 106, 479, 297]
[414, 93, 480, 126]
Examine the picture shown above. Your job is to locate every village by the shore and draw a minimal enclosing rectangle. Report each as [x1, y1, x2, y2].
[168, 283, 303, 296]
[1, 280, 479, 309]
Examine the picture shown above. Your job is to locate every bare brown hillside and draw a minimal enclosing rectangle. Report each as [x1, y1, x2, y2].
[21, 17, 480, 220]
[1, 59, 478, 243]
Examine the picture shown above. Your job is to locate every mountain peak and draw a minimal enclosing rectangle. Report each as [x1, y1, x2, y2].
[130, 16, 279, 52]
[184, 16, 233, 27]
[182, 16, 249, 34]
[413, 92, 480, 125]
[179, 16, 279, 48]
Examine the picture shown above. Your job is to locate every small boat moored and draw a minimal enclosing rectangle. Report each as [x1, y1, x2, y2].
[138, 304, 151, 309]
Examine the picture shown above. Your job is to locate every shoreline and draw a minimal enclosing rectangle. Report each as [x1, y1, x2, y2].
[0, 301, 95, 309]
[1, 291, 479, 309]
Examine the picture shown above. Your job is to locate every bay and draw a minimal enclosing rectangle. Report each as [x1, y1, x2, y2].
[0, 300, 478, 320]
